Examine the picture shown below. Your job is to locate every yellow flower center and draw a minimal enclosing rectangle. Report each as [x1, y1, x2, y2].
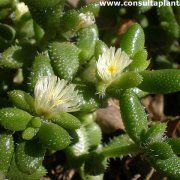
[108, 65, 117, 74]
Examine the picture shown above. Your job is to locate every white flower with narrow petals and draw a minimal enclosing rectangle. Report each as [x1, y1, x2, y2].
[78, 12, 95, 29]
[34, 76, 81, 118]
[96, 47, 132, 85]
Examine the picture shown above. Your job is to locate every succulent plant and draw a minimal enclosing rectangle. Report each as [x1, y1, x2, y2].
[0, 1, 179, 179]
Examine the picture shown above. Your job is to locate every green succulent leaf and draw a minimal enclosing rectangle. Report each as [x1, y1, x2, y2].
[79, 3, 100, 17]
[141, 123, 167, 147]
[33, 21, 45, 41]
[84, 152, 107, 176]
[22, 127, 39, 140]
[80, 58, 98, 83]
[94, 40, 108, 60]
[77, 25, 98, 63]
[15, 140, 46, 174]
[65, 126, 89, 168]
[119, 89, 148, 143]
[38, 122, 70, 150]
[145, 142, 180, 179]
[108, 71, 143, 91]
[50, 112, 81, 130]
[138, 69, 180, 94]
[15, 14, 35, 40]
[60, 9, 80, 34]
[157, 0, 180, 38]
[0, 108, 32, 131]
[7, 157, 46, 180]
[120, 23, 145, 57]
[0, 132, 14, 175]
[166, 138, 180, 155]
[128, 49, 150, 71]
[100, 134, 140, 158]
[22, 117, 42, 140]
[48, 42, 79, 81]
[0, 46, 24, 69]
[76, 83, 100, 112]
[77, 112, 96, 125]
[28, 2, 64, 30]
[8, 90, 35, 113]
[85, 122, 102, 150]
[0, 23, 16, 42]
[28, 53, 54, 92]
[132, 87, 148, 98]
[30, 117, 42, 128]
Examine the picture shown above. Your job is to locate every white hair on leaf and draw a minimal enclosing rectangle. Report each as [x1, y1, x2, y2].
[34, 76, 81, 118]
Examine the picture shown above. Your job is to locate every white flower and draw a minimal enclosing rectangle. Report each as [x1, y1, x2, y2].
[96, 47, 132, 84]
[78, 12, 95, 29]
[34, 76, 81, 118]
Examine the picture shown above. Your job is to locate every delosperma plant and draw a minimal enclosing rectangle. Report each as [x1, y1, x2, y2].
[0, 0, 179, 179]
